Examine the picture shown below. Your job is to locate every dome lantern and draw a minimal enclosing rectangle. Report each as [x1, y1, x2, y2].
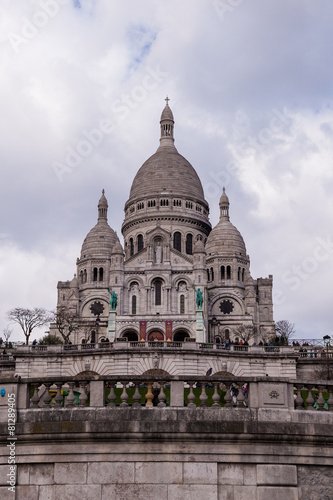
[159, 96, 175, 149]
[219, 187, 229, 221]
[98, 189, 108, 221]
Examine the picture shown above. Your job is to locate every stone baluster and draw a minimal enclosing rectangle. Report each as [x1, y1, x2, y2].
[212, 382, 221, 407]
[157, 382, 167, 407]
[199, 382, 208, 407]
[223, 383, 232, 408]
[66, 382, 76, 408]
[132, 383, 142, 408]
[305, 385, 315, 410]
[42, 383, 52, 407]
[294, 385, 304, 410]
[79, 382, 88, 407]
[317, 386, 326, 411]
[120, 383, 129, 407]
[145, 382, 154, 407]
[326, 385, 333, 411]
[107, 384, 117, 407]
[187, 382, 196, 408]
[54, 383, 64, 408]
[30, 383, 40, 408]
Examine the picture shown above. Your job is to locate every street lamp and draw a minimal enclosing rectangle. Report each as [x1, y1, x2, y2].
[323, 335, 331, 379]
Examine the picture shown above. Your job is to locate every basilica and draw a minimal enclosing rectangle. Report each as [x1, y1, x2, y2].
[52, 100, 275, 345]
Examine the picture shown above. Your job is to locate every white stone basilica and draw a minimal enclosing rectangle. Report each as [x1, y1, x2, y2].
[52, 100, 275, 345]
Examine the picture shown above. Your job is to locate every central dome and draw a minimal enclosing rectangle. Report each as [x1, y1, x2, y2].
[128, 100, 206, 204]
[129, 148, 205, 202]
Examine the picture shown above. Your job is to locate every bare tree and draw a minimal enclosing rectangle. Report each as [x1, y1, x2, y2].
[3, 326, 12, 343]
[275, 320, 296, 345]
[232, 324, 256, 344]
[7, 308, 52, 345]
[54, 307, 80, 344]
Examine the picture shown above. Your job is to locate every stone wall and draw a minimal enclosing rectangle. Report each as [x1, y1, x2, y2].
[0, 407, 332, 500]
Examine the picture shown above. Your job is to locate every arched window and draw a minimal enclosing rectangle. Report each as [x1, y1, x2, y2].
[99, 267, 103, 282]
[83, 269, 87, 283]
[238, 267, 241, 281]
[173, 232, 181, 252]
[186, 234, 193, 255]
[130, 238, 134, 257]
[180, 295, 185, 314]
[137, 234, 144, 252]
[155, 280, 162, 306]
[242, 268, 245, 282]
[93, 267, 98, 281]
[132, 295, 137, 315]
[210, 267, 214, 281]
[122, 331, 138, 341]
[227, 265, 231, 280]
[221, 266, 225, 280]
[80, 270, 84, 284]
[225, 329, 230, 340]
[207, 269, 210, 282]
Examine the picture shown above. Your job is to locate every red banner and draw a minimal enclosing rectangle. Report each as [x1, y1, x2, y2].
[139, 321, 147, 341]
[165, 320, 172, 341]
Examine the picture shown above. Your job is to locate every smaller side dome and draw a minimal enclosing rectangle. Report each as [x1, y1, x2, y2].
[80, 191, 119, 258]
[206, 189, 247, 257]
[206, 220, 247, 257]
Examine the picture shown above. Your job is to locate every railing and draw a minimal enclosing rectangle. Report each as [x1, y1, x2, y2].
[15, 376, 333, 412]
[294, 382, 333, 410]
[295, 349, 333, 358]
[15, 343, 297, 354]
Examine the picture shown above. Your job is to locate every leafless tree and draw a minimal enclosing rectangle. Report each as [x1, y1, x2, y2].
[232, 324, 256, 344]
[311, 339, 333, 380]
[3, 326, 12, 343]
[54, 307, 80, 344]
[7, 308, 52, 345]
[275, 320, 296, 345]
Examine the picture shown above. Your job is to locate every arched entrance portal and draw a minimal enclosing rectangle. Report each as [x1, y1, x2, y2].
[148, 331, 164, 341]
[122, 331, 138, 341]
[173, 330, 190, 342]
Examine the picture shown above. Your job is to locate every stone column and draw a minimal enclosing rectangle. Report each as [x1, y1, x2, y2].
[107, 311, 116, 341]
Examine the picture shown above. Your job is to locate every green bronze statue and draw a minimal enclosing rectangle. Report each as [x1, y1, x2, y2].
[108, 288, 118, 311]
[196, 288, 203, 309]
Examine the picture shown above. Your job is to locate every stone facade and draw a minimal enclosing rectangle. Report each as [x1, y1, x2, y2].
[51, 101, 274, 345]
[1, 407, 332, 500]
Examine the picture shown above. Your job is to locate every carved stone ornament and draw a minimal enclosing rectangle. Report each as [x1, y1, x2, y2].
[269, 390, 280, 399]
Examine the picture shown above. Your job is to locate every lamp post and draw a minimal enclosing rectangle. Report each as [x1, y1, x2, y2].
[95, 315, 100, 345]
[323, 335, 331, 379]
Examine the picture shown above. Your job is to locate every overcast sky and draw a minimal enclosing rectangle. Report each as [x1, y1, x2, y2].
[1, 0, 333, 342]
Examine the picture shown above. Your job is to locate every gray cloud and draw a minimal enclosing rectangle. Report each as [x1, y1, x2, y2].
[1, 0, 333, 340]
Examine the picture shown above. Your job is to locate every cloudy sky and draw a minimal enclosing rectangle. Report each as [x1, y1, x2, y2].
[1, 0, 332, 341]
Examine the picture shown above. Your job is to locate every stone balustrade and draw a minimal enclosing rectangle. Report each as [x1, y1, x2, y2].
[16, 342, 296, 354]
[8, 376, 333, 411]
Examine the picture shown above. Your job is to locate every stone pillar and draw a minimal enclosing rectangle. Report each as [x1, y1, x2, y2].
[90, 380, 105, 407]
[195, 310, 205, 343]
[107, 311, 116, 341]
[170, 381, 184, 407]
